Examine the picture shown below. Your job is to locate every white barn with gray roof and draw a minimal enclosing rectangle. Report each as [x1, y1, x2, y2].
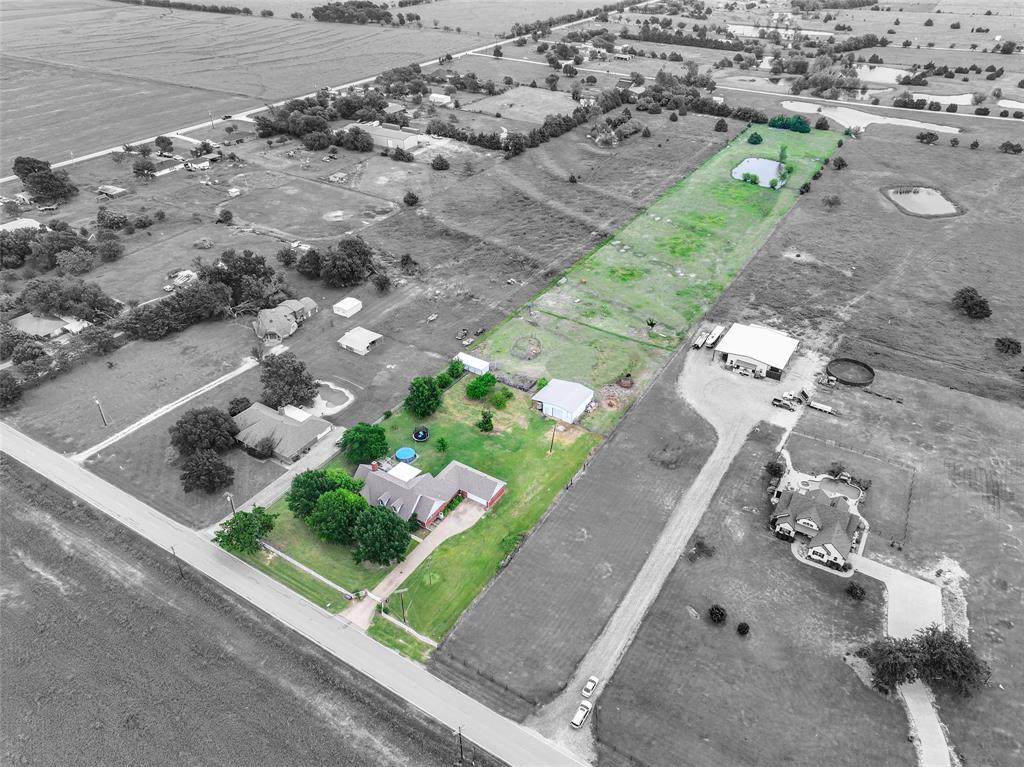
[531, 379, 594, 424]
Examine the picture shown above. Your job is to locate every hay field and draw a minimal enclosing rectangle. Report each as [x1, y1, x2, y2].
[0, 0, 453, 159]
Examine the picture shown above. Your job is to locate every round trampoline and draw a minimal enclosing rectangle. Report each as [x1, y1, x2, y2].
[412, 427, 429, 443]
[395, 447, 417, 463]
[826, 358, 875, 387]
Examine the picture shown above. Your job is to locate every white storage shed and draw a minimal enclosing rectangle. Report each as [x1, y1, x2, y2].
[455, 352, 490, 376]
[338, 326, 383, 356]
[531, 379, 594, 424]
[333, 297, 362, 318]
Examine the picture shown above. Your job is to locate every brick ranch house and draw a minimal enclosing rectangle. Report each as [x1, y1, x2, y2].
[770, 489, 865, 571]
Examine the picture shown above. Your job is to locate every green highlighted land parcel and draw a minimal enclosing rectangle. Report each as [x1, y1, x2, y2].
[477, 126, 837, 429]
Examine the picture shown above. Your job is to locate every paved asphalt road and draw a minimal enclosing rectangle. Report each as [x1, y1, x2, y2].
[0, 422, 587, 767]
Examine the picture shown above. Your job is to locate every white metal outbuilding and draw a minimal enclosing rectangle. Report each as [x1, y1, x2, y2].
[338, 326, 383, 356]
[715, 323, 799, 380]
[333, 297, 362, 318]
[531, 379, 594, 424]
[455, 352, 489, 376]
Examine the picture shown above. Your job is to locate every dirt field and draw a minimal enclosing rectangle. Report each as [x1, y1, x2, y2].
[594, 425, 915, 767]
[713, 116, 1024, 403]
[431, 348, 716, 719]
[0, 456, 496, 767]
[466, 85, 581, 123]
[787, 371, 1024, 767]
[0, 0, 455, 160]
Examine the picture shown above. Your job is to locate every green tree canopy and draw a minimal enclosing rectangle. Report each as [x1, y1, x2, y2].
[340, 422, 389, 464]
[465, 372, 497, 399]
[287, 468, 363, 520]
[260, 351, 318, 408]
[307, 487, 368, 546]
[405, 375, 442, 418]
[214, 506, 277, 554]
[169, 406, 238, 456]
[353, 504, 409, 565]
[180, 449, 235, 493]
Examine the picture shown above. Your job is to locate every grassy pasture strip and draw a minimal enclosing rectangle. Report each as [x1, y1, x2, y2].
[368, 615, 434, 664]
[237, 549, 348, 614]
[383, 378, 601, 641]
[531, 125, 840, 346]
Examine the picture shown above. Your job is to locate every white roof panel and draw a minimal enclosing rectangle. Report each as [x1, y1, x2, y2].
[715, 323, 798, 370]
[387, 462, 422, 482]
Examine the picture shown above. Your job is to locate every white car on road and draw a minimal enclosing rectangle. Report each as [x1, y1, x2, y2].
[570, 700, 592, 729]
[581, 676, 599, 698]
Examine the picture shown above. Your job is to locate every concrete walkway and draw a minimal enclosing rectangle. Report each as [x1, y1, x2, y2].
[849, 553, 950, 767]
[527, 349, 820, 758]
[344, 501, 486, 630]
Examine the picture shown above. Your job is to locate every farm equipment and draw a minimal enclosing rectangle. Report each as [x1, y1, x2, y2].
[808, 401, 840, 416]
[705, 324, 726, 347]
[692, 330, 710, 348]
[455, 328, 469, 341]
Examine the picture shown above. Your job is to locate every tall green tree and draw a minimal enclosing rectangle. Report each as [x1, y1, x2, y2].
[339, 422, 389, 464]
[861, 636, 921, 691]
[214, 506, 277, 554]
[12, 156, 50, 181]
[353, 505, 409, 565]
[0, 370, 23, 408]
[180, 449, 235, 493]
[169, 406, 238, 455]
[405, 376, 442, 418]
[306, 487, 367, 545]
[915, 625, 991, 697]
[260, 351, 317, 408]
[287, 468, 363, 519]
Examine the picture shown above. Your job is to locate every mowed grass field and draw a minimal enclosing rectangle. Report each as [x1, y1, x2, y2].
[368, 616, 433, 664]
[596, 424, 916, 767]
[790, 371, 1024, 767]
[0, 0, 454, 160]
[377, 376, 601, 641]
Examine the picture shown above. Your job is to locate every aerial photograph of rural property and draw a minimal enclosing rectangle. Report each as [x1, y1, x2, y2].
[2, 0, 1022, 764]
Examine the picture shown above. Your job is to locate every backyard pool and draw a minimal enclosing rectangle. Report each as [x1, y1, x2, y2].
[731, 157, 785, 188]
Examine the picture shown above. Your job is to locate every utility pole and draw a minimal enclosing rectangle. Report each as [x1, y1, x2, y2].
[169, 545, 185, 579]
[454, 727, 465, 766]
[224, 492, 236, 515]
[94, 398, 109, 427]
[392, 587, 409, 624]
[549, 419, 557, 454]
[209, 110, 215, 130]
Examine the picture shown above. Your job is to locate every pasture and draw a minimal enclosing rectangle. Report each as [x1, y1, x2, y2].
[595, 425, 915, 767]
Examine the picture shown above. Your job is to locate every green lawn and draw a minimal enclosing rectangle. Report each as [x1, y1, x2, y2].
[237, 548, 348, 614]
[476, 125, 838, 400]
[263, 496, 414, 594]
[368, 615, 433, 663]
[385, 377, 601, 640]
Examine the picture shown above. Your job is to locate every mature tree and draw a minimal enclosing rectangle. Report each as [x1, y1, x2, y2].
[214, 506, 276, 554]
[302, 131, 332, 151]
[275, 246, 297, 267]
[545, 73, 559, 91]
[11, 339, 45, 365]
[96, 236, 125, 262]
[466, 372, 497, 399]
[155, 135, 174, 153]
[403, 191, 419, 206]
[23, 169, 78, 203]
[0, 325, 29, 360]
[765, 461, 786, 479]
[846, 582, 867, 601]
[169, 406, 239, 456]
[260, 351, 317, 408]
[476, 409, 494, 432]
[953, 286, 992, 319]
[180, 449, 235, 493]
[431, 154, 450, 170]
[995, 337, 1021, 355]
[815, 116, 830, 130]
[916, 131, 939, 145]
[133, 158, 157, 179]
[227, 396, 252, 417]
[737, 622, 750, 636]
[353, 504, 409, 565]
[860, 636, 921, 691]
[296, 248, 321, 278]
[216, 209, 234, 225]
[19, 277, 119, 323]
[288, 469, 336, 520]
[339, 422, 388, 464]
[306, 487, 367, 545]
[197, 248, 285, 309]
[747, 131, 763, 145]
[319, 236, 374, 288]
[714, 118, 728, 132]
[915, 624, 991, 697]
[55, 246, 95, 276]
[405, 375, 442, 418]
[79, 325, 117, 354]
[0, 370, 23, 407]
[832, 155, 848, 170]
[0, 228, 38, 268]
[12, 156, 50, 181]
[708, 604, 727, 624]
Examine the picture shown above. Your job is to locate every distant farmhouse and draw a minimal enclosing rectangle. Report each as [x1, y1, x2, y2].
[9, 313, 90, 340]
[354, 460, 506, 527]
[253, 297, 318, 344]
[233, 402, 332, 462]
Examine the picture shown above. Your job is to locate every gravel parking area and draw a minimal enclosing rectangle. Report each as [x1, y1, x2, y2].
[430, 349, 716, 717]
[0, 457, 500, 767]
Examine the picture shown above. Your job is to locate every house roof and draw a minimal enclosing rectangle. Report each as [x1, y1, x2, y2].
[233, 403, 330, 458]
[339, 326, 382, 351]
[0, 218, 42, 232]
[254, 306, 297, 340]
[383, 102, 406, 114]
[388, 462, 422, 482]
[775, 490, 859, 555]
[9, 313, 66, 337]
[532, 379, 594, 413]
[715, 323, 798, 370]
[362, 124, 420, 143]
[279, 298, 305, 315]
[333, 297, 362, 314]
[299, 296, 318, 313]
[353, 460, 506, 522]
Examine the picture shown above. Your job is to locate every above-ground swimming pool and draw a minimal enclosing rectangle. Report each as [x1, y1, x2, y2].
[395, 447, 417, 463]
[731, 157, 785, 188]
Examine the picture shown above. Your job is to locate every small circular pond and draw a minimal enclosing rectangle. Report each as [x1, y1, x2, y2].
[884, 186, 960, 218]
[731, 157, 785, 189]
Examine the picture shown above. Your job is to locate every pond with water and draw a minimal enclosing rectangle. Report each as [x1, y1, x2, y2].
[885, 187, 959, 217]
[782, 101, 960, 134]
[731, 157, 785, 188]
